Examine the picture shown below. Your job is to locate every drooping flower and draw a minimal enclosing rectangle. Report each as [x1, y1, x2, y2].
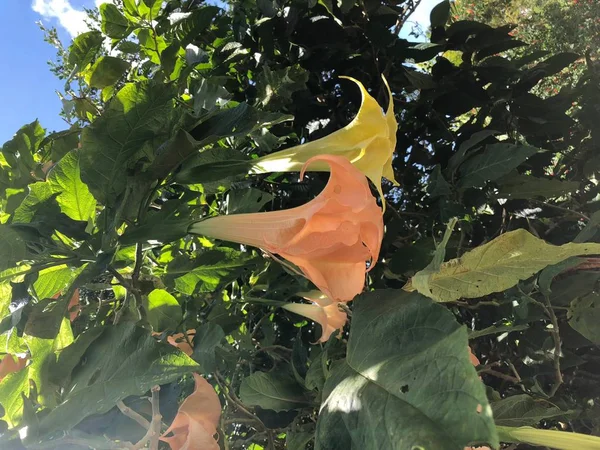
[160, 373, 221, 450]
[249, 76, 399, 205]
[0, 354, 28, 382]
[190, 155, 384, 302]
[167, 330, 196, 357]
[283, 291, 347, 343]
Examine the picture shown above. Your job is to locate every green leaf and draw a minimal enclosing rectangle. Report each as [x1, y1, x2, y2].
[287, 429, 315, 450]
[492, 394, 569, 427]
[138, 0, 162, 19]
[32, 265, 73, 299]
[168, 247, 260, 295]
[447, 130, 500, 173]
[171, 6, 220, 47]
[574, 210, 600, 243]
[458, 143, 540, 188]
[496, 173, 579, 199]
[37, 323, 199, 437]
[100, 3, 131, 39]
[144, 289, 182, 332]
[256, 65, 309, 110]
[2, 120, 45, 170]
[568, 293, 600, 344]
[406, 229, 600, 302]
[191, 322, 225, 373]
[85, 56, 130, 89]
[41, 129, 81, 162]
[227, 188, 273, 214]
[12, 183, 54, 223]
[79, 81, 175, 205]
[189, 103, 293, 147]
[239, 371, 311, 412]
[68, 31, 104, 69]
[315, 289, 498, 450]
[0, 225, 37, 273]
[430, 0, 451, 28]
[427, 165, 451, 198]
[468, 323, 529, 340]
[47, 150, 96, 222]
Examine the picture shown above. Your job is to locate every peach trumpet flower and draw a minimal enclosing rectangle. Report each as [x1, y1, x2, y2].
[190, 155, 384, 302]
[282, 291, 347, 343]
[160, 373, 222, 450]
[0, 354, 28, 382]
[249, 76, 399, 207]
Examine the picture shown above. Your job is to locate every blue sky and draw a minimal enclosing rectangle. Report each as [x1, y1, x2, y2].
[0, 0, 438, 146]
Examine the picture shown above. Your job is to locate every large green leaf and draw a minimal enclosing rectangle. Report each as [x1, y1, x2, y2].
[496, 173, 579, 199]
[100, 3, 131, 39]
[143, 289, 182, 332]
[405, 229, 600, 302]
[315, 289, 497, 450]
[458, 143, 539, 188]
[167, 247, 260, 295]
[568, 293, 600, 344]
[85, 56, 130, 89]
[2, 120, 45, 170]
[47, 150, 96, 222]
[239, 371, 311, 412]
[491, 394, 569, 427]
[170, 6, 220, 47]
[36, 323, 199, 437]
[32, 265, 73, 299]
[68, 31, 104, 69]
[79, 81, 175, 204]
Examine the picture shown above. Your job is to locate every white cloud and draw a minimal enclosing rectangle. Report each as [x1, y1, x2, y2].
[32, 0, 90, 37]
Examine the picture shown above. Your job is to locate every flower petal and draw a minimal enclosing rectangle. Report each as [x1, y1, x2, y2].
[161, 374, 221, 450]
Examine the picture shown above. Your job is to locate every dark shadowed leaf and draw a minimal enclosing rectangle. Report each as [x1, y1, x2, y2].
[36, 323, 199, 437]
[240, 371, 312, 412]
[458, 143, 540, 189]
[79, 81, 175, 205]
[315, 289, 498, 450]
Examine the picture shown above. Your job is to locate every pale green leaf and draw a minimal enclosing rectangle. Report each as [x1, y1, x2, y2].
[406, 229, 600, 302]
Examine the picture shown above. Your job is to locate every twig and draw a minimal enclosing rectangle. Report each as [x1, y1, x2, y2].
[531, 199, 590, 221]
[117, 400, 151, 429]
[478, 368, 521, 384]
[149, 386, 162, 450]
[214, 371, 267, 431]
[543, 294, 564, 397]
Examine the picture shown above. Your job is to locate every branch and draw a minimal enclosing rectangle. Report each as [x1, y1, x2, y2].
[117, 400, 151, 429]
[542, 295, 563, 397]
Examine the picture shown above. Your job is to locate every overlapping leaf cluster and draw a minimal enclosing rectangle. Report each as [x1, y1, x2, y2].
[0, 0, 599, 449]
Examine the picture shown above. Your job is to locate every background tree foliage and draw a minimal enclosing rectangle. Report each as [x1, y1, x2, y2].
[0, 0, 600, 449]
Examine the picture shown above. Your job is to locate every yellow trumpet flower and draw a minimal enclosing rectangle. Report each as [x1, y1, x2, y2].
[249, 76, 399, 207]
